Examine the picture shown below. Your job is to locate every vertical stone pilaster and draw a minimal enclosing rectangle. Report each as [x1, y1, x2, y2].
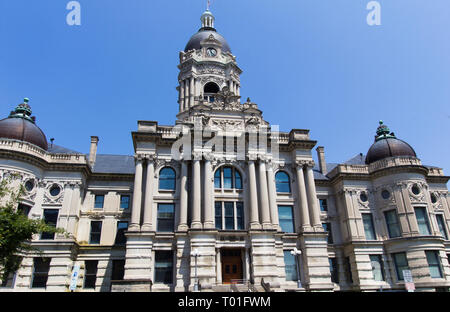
[191, 158, 202, 229]
[304, 164, 322, 230]
[248, 159, 261, 230]
[266, 163, 280, 230]
[295, 163, 311, 232]
[142, 157, 155, 232]
[203, 158, 214, 229]
[130, 156, 144, 232]
[258, 160, 271, 229]
[178, 161, 189, 231]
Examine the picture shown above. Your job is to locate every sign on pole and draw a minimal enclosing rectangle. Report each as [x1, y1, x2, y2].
[402, 270, 415, 292]
[69, 264, 80, 292]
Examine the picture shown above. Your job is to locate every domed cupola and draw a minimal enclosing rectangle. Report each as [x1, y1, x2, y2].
[365, 121, 417, 164]
[0, 98, 48, 150]
[184, 9, 231, 53]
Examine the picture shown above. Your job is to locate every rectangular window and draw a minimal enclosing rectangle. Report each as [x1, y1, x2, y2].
[415, 207, 431, 235]
[384, 210, 401, 238]
[0, 272, 15, 288]
[31, 258, 50, 288]
[115, 221, 128, 245]
[319, 199, 328, 212]
[426, 251, 443, 279]
[17, 203, 31, 216]
[41, 209, 59, 240]
[215, 202, 222, 230]
[83, 260, 98, 289]
[436, 214, 448, 240]
[214, 170, 221, 189]
[89, 221, 102, 244]
[157, 203, 175, 232]
[224, 202, 234, 230]
[392, 252, 409, 281]
[278, 206, 294, 233]
[362, 213, 376, 240]
[223, 167, 233, 189]
[94, 195, 104, 209]
[322, 222, 333, 244]
[120, 195, 130, 210]
[235, 172, 242, 189]
[370, 255, 385, 281]
[111, 260, 125, 281]
[236, 202, 244, 230]
[283, 251, 298, 282]
[329, 258, 339, 283]
[154, 251, 173, 284]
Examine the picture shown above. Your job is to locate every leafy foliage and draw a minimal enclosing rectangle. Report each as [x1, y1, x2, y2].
[0, 176, 64, 281]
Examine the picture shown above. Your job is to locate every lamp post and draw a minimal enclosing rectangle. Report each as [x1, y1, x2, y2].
[192, 249, 199, 292]
[290, 248, 302, 289]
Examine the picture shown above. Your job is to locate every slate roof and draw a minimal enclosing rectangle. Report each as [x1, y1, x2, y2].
[91, 154, 135, 174]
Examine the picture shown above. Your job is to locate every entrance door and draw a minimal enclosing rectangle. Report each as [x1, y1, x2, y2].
[221, 249, 243, 284]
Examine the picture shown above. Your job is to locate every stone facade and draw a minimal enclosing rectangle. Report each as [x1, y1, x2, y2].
[0, 9, 449, 292]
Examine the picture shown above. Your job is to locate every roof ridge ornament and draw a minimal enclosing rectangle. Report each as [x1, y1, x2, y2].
[375, 120, 396, 141]
[9, 98, 35, 123]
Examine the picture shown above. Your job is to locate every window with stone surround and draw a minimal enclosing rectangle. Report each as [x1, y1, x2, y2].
[384, 210, 401, 238]
[159, 167, 176, 191]
[41, 209, 58, 240]
[154, 251, 174, 284]
[94, 194, 104, 209]
[120, 195, 130, 210]
[84, 260, 98, 289]
[283, 250, 298, 282]
[329, 258, 339, 283]
[436, 214, 448, 240]
[426, 251, 443, 279]
[362, 213, 377, 240]
[414, 207, 431, 236]
[31, 258, 50, 288]
[215, 201, 244, 230]
[214, 166, 242, 190]
[278, 205, 294, 233]
[89, 221, 102, 244]
[157, 203, 175, 232]
[275, 171, 291, 193]
[392, 252, 409, 281]
[370, 255, 385, 281]
[115, 221, 128, 245]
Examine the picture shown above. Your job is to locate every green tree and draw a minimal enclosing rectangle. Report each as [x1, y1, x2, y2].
[0, 176, 64, 282]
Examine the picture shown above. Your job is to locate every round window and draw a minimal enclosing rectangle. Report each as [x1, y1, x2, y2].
[381, 189, 390, 200]
[411, 184, 421, 195]
[49, 185, 61, 197]
[25, 180, 35, 192]
[360, 192, 368, 202]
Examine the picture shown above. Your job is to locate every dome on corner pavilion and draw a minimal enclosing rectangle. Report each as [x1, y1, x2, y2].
[365, 121, 417, 165]
[0, 98, 48, 151]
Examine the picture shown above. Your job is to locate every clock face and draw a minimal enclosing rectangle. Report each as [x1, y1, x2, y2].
[206, 48, 217, 57]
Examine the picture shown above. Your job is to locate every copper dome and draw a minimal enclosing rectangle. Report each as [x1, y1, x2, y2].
[0, 99, 48, 150]
[365, 121, 416, 164]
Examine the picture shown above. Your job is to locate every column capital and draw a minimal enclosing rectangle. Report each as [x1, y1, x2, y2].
[294, 159, 315, 169]
[134, 154, 145, 162]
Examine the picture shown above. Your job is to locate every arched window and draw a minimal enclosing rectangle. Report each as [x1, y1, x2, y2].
[275, 171, 291, 193]
[203, 82, 220, 103]
[214, 166, 242, 190]
[159, 167, 176, 191]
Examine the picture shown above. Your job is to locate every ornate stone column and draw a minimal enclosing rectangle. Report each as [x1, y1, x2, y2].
[266, 162, 279, 230]
[67, 181, 82, 237]
[129, 155, 144, 231]
[191, 153, 202, 229]
[179, 80, 185, 112]
[258, 159, 271, 229]
[304, 162, 322, 230]
[184, 78, 190, 109]
[141, 156, 155, 232]
[248, 159, 261, 229]
[295, 162, 312, 232]
[203, 155, 214, 229]
[178, 160, 189, 231]
[189, 77, 195, 108]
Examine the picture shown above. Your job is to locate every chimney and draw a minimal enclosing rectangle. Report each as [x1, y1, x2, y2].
[316, 146, 327, 175]
[89, 136, 99, 167]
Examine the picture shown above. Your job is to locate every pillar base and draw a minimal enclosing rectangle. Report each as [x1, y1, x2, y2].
[177, 224, 189, 232]
[128, 224, 141, 232]
[191, 222, 202, 229]
[141, 224, 154, 232]
[262, 223, 273, 230]
[250, 222, 262, 230]
[203, 221, 215, 229]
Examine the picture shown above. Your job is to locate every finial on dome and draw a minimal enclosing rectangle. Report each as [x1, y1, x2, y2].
[375, 120, 395, 141]
[201, 5, 215, 29]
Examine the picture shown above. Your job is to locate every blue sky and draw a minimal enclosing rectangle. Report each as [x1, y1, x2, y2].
[1, 0, 449, 174]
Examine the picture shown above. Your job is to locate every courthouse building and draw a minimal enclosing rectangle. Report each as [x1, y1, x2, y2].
[0, 9, 450, 292]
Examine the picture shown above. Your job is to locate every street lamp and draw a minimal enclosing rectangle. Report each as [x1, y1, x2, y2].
[290, 247, 302, 289]
[192, 249, 199, 292]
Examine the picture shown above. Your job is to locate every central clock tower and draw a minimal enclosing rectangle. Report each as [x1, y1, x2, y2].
[177, 9, 243, 117]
